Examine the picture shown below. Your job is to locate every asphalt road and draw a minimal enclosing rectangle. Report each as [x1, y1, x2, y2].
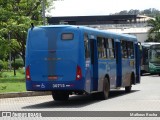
[0, 74, 160, 120]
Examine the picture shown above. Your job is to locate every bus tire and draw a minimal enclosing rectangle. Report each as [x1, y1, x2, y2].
[125, 74, 133, 93]
[125, 86, 131, 93]
[140, 71, 143, 76]
[52, 91, 69, 101]
[100, 77, 110, 100]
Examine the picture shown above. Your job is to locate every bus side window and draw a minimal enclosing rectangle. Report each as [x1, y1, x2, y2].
[97, 37, 107, 59]
[84, 34, 90, 59]
[127, 41, 134, 59]
[108, 38, 115, 59]
[121, 40, 128, 58]
[104, 38, 108, 59]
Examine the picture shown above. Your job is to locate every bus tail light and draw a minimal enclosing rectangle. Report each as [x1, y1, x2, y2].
[76, 65, 82, 80]
[26, 66, 31, 80]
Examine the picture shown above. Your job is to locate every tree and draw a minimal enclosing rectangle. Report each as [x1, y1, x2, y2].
[128, 9, 140, 15]
[0, 0, 53, 65]
[0, 37, 9, 60]
[112, 8, 160, 17]
[141, 8, 160, 17]
[147, 16, 160, 42]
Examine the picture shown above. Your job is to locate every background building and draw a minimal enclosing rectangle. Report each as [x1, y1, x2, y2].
[48, 15, 154, 42]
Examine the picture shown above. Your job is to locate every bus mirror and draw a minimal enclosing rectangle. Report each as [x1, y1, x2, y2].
[31, 23, 34, 30]
[138, 42, 141, 45]
[138, 42, 142, 50]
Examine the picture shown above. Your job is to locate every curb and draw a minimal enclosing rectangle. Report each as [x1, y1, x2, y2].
[0, 91, 51, 99]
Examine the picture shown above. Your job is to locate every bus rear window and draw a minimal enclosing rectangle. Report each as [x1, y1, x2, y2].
[61, 33, 74, 40]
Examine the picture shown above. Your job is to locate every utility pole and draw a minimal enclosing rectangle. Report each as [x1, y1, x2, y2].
[41, 0, 46, 25]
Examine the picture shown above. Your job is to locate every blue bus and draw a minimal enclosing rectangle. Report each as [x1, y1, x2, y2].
[25, 25, 140, 101]
[141, 42, 160, 75]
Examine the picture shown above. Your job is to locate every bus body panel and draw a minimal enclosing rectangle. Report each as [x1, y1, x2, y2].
[121, 59, 135, 86]
[26, 25, 140, 96]
[26, 80, 85, 91]
[26, 26, 85, 91]
[98, 59, 116, 90]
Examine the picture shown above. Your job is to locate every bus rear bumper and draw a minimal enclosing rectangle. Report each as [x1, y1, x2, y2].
[26, 80, 85, 92]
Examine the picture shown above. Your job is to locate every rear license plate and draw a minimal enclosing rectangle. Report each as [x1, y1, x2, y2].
[48, 76, 58, 80]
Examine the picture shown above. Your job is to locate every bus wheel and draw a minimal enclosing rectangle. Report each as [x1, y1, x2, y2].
[125, 74, 133, 93]
[140, 71, 143, 76]
[52, 91, 69, 101]
[159, 73, 160, 76]
[125, 86, 132, 93]
[100, 77, 110, 100]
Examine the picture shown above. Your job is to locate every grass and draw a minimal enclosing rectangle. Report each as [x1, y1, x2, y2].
[0, 69, 26, 93]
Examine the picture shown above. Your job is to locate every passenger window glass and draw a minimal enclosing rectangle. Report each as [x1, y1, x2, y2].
[97, 37, 115, 59]
[121, 40, 134, 59]
[128, 41, 134, 59]
[108, 38, 115, 59]
[121, 40, 128, 58]
[61, 33, 74, 40]
[84, 34, 90, 59]
[97, 37, 107, 59]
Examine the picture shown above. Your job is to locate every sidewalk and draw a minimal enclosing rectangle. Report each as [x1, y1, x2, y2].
[0, 91, 51, 99]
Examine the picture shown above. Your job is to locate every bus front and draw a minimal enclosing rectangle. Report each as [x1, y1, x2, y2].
[149, 44, 160, 75]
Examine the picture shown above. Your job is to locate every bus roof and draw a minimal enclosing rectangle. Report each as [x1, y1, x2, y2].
[78, 25, 137, 41]
[31, 25, 137, 41]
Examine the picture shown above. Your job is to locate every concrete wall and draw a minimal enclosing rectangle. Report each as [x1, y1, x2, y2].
[105, 27, 151, 42]
[128, 33, 148, 42]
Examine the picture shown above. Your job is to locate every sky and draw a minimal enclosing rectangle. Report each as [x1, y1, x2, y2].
[46, 0, 160, 16]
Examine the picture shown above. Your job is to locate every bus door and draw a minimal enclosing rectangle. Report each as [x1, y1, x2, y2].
[115, 40, 122, 87]
[121, 40, 131, 86]
[141, 46, 149, 72]
[89, 37, 98, 91]
[135, 42, 141, 83]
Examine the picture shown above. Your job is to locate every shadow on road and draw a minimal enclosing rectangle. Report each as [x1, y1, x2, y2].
[141, 73, 160, 77]
[22, 90, 139, 109]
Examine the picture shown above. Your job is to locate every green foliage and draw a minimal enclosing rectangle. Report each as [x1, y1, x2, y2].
[0, 72, 2, 77]
[0, 69, 25, 79]
[17, 68, 25, 75]
[147, 16, 160, 42]
[0, 69, 25, 93]
[0, 38, 10, 59]
[114, 8, 160, 17]
[0, 0, 53, 64]
[11, 59, 24, 70]
[0, 60, 8, 72]
[0, 82, 26, 93]
[2, 61, 8, 70]
[0, 60, 3, 71]
[0, 60, 8, 71]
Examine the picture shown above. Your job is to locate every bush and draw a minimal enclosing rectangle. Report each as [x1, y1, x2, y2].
[3, 61, 8, 70]
[0, 60, 8, 71]
[11, 59, 24, 70]
[17, 68, 25, 74]
[0, 60, 3, 71]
